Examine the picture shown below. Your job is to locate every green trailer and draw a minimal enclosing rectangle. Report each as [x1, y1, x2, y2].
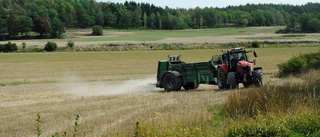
[156, 55, 219, 91]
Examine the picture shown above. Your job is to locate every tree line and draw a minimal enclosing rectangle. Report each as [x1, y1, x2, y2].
[0, 0, 319, 40]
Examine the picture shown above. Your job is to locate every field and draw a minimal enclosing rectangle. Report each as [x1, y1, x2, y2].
[1, 27, 320, 136]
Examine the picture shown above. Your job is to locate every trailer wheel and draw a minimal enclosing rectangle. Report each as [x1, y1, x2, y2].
[217, 68, 227, 89]
[162, 72, 182, 92]
[227, 72, 238, 89]
[253, 69, 263, 87]
[183, 83, 199, 90]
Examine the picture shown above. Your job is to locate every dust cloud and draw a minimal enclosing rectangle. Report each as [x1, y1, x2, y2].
[59, 77, 160, 96]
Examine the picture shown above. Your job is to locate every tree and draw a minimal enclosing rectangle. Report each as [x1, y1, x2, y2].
[307, 18, 320, 32]
[0, 18, 7, 38]
[143, 12, 147, 29]
[147, 13, 156, 29]
[50, 18, 65, 38]
[34, 17, 52, 37]
[19, 16, 34, 37]
[132, 5, 142, 28]
[286, 12, 298, 32]
[7, 14, 20, 38]
[155, 12, 162, 29]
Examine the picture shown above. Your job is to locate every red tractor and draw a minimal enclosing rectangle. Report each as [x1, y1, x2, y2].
[217, 47, 263, 89]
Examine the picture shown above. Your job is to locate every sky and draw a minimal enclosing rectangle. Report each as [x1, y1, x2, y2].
[99, 0, 318, 8]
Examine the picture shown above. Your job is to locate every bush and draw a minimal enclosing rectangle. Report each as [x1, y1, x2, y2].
[0, 42, 18, 52]
[22, 42, 27, 49]
[278, 51, 320, 76]
[44, 41, 58, 52]
[91, 25, 103, 36]
[67, 41, 74, 48]
[251, 41, 260, 48]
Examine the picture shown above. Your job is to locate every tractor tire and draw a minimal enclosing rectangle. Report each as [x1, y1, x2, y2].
[253, 69, 263, 87]
[227, 72, 238, 89]
[183, 83, 199, 91]
[217, 68, 227, 89]
[162, 72, 182, 92]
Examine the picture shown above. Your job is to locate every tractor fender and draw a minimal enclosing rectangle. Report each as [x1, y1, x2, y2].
[219, 64, 228, 74]
[253, 67, 262, 71]
[166, 70, 182, 77]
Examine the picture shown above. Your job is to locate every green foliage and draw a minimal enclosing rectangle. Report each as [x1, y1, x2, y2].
[251, 41, 260, 48]
[36, 113, 41, 137]
[7, 14, 20, 37]
[227, 111, 320, 137]
[73, 114, 80, 137]
[22, 42, 27, 49]
[34, 17, 52, 37]
[0, 42, 18, 52]
[227, 114, 289, 137]
[222, 70, 320, 136]
[278, 51, 320, 76]
[50, 18, 65, 39]
[221, 70, 320, 117]
[91, 25, 103, 36]
[44, 41, 58, 52]
[0, 0, 319, 41]
[67, 41, 75, 48]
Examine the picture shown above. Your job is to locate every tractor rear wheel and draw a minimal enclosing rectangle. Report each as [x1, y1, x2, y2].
[227, 72, 238, 89]
[253, 69, 263, 87]
[162, 72, 182, 92]
[183, 83, 199, 90]
[217, 68, 227, 89]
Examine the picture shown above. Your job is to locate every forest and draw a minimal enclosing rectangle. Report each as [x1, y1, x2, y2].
[0, 0, 319, 39]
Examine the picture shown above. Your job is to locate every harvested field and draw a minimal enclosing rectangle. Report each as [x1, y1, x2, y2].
[0, 47, 319, 136]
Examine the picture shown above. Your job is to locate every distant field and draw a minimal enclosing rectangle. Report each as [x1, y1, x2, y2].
[4, 26, 318, 47]
[0, 47, 319, 136]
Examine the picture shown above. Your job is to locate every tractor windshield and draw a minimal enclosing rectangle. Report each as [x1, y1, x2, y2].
[230, 51, 247, 61]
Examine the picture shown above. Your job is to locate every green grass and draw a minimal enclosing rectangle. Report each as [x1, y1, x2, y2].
[135, 70, 320, 137]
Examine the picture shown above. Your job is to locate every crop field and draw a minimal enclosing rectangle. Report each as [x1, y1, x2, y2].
[1, 27, 320, 136]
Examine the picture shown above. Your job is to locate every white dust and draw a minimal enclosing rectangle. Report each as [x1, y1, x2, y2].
[59, 76, 159, 96]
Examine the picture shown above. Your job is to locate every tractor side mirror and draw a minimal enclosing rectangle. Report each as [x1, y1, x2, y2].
[253, 51, 257, 57]
[250, 59, 256, 65]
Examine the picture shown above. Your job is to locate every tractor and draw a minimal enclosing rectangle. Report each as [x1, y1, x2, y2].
[155, 47, 263, 91]
[217, 47, 263, 89]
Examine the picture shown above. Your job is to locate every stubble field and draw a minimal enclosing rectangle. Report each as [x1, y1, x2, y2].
[1, 27, 320, 136]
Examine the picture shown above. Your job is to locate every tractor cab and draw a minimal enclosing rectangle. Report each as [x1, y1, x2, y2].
[220, 47, 257, 72]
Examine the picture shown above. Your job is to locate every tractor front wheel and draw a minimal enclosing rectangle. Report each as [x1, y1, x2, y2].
[227, 72, 238, 89]
[162, 72, 182, 92]
[253, 69, 263, 87]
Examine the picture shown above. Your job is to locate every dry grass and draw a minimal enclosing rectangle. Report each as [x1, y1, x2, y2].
[0, 47, 319, 136]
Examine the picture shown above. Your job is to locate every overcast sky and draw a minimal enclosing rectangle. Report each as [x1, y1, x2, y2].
[98, 0, 318, 8]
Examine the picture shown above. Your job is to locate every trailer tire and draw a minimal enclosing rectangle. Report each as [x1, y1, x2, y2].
[253, 69, 263, 87]
[162, 72, 182, 92]
[183, 83, 199, 90]
[217, 68, 227, 89]
[227, 72, 238, 89]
